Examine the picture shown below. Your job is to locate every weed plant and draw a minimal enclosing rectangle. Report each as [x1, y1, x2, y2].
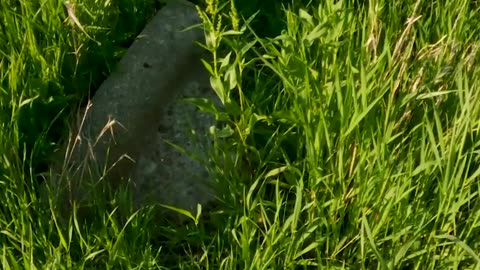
[194, 0, 480, 268]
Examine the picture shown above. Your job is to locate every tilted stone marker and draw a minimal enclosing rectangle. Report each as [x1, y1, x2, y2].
[52, 0, 218, 220]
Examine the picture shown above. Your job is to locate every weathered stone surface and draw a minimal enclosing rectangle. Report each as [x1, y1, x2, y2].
[132, 66, 219, 217]
[52, 0, 219, 218]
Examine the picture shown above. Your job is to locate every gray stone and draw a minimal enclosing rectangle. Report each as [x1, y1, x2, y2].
[50, 0, 219, 219]
[132, 68, 220, 218]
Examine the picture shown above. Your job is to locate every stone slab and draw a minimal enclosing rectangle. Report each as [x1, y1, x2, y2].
[51, 0, 219, 218]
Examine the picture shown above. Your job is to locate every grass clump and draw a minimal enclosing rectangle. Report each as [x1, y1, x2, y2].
[1, 0, 480, 268]
[193, 0, 480, 268]
[0, 0, 169, 268]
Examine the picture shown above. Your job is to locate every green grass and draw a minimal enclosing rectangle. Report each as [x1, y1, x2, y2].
[2, 0, 480, 268]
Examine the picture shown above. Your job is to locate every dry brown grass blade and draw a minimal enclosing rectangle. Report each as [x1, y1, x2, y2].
[64, 1, 100, 45]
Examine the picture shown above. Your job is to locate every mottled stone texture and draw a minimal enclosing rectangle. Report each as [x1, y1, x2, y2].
[52, 0, 218, 219]
[132, 69, 219, 218]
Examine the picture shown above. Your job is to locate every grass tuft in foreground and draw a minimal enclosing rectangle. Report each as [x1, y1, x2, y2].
[193, 0, 480, 268]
